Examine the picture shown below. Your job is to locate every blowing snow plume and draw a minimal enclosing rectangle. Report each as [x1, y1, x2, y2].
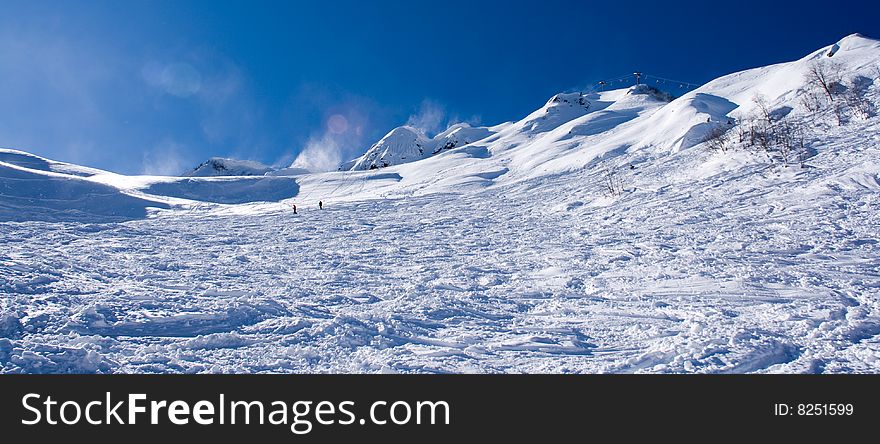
[291, 133, 344, 172]
[405, 99, 447, 136]
[290, 108, 374, 172]
[141, 140, 192, 176]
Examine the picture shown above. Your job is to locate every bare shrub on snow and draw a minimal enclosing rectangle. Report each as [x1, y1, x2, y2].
[602, 168, 624, 197]
[703, 125, 733, 152]
[806, 61, 843, 103]
[802, 61, 879, 125]
[708, 94, 807, 165]
[843, 76, 877, 119]
[798, 87, 824, 113]
[752, 94, 774, 123]
[771, 121, 806, 165]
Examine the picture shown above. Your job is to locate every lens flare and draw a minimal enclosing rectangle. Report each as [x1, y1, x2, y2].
[327, 114, 348, 134]
[160, 63, 202, 97]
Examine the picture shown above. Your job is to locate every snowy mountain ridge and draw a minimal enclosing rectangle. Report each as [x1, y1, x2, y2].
[186, 158, 275, 177]
[340, 123, 496, 171]
[340, 90, 625, 171]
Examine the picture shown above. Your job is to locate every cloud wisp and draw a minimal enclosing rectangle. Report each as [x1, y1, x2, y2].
[0, 15, 271, 175]
[405, 99, 446, 135]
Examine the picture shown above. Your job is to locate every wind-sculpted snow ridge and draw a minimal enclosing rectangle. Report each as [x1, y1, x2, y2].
[0, 148, 109, 178]
[0, 151, 170, 222]
[1, 34, 880, 373]
[0, 149, 305, 221]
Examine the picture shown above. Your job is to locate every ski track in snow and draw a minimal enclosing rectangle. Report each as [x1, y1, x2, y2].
[1, 118, 879, 374]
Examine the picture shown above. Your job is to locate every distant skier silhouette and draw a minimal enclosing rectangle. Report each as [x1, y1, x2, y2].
[319, 201, 323, 210]
[292, 204, 297, 214]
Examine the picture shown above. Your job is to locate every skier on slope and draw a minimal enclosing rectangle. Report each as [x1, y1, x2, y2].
[292, 204, 297, 214]
[319, 201, 323, 210]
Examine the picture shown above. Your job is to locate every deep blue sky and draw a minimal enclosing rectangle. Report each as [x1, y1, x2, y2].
[1, 0, 878, 174]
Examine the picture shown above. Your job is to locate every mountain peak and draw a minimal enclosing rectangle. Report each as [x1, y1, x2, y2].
[186, 157, 274, 177]
[836, 32, 880, 51]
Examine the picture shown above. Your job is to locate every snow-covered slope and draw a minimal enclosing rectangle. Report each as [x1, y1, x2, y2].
[137, 176, 300, 204]
[519, 91, 601, 133]
[320, 33, 879, 201]
[1, 34, 880, 374]
[431, 123, 494, 155]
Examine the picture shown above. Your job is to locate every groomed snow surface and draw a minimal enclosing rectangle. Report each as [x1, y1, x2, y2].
[1, 34, 879, 373]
